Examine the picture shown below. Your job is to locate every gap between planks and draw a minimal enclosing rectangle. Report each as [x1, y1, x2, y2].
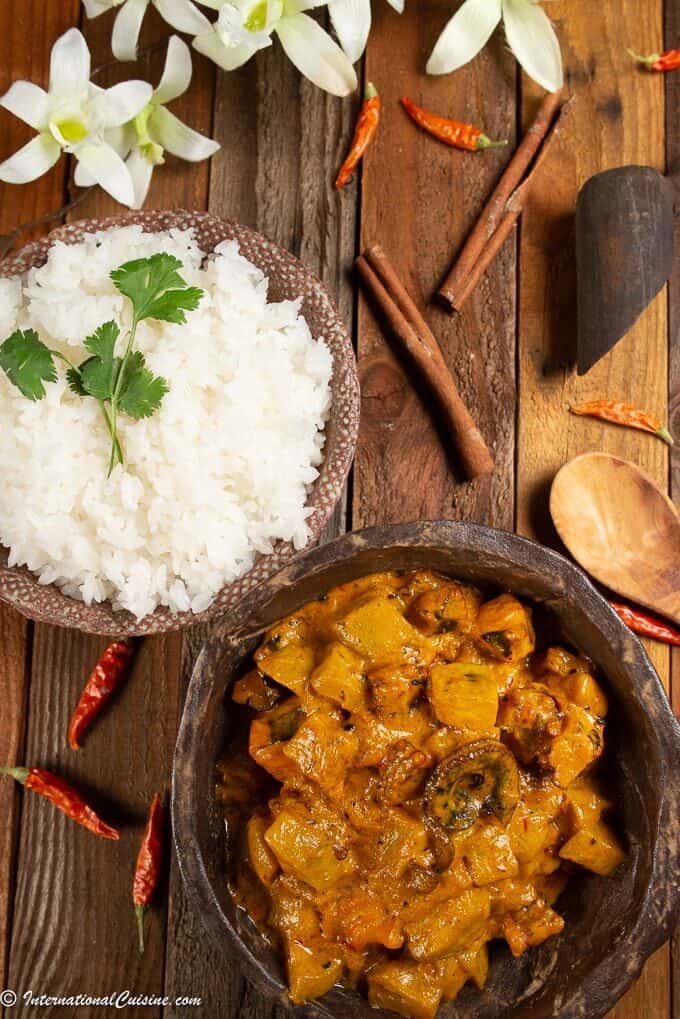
[516, 2, 672, 1018]
[162, 22, 359, 1016]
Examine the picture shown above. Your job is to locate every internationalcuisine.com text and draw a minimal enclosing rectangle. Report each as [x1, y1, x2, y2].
[18, 991, 203, 1008]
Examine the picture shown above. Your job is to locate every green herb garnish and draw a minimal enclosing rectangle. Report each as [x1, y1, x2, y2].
[0, 328, 58, 400]
[0, 254, 203, 476]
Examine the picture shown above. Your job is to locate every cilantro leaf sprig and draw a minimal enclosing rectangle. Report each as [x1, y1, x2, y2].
[0, 328, 58, 400]
[0, 254, 203, 476]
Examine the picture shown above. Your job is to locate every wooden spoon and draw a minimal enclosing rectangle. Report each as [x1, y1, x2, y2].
[550, 452, 680, 625]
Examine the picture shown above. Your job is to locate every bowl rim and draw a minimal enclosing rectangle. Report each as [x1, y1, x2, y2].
[0, 210, 359, 636]
[172, 519, 680, 1019]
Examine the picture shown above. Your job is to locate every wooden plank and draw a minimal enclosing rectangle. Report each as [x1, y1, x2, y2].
[0, 612, 29, 994]
[0, 2, 79, 246]
[516, 3, 671, 1018]
[7, 634, 182, 1017]
[355, 1, 517, 531]
[0, 0, 80, 1004]
[163, 33, 359, 1018]
[4, 8, 213, 1018]
[665, 0, 680, 719]
[664, 1, 680, 1012]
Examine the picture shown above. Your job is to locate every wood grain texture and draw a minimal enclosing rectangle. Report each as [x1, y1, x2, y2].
[163, 32, 357, 1016]
[0, 0, 80, 1007]
[354, 1, 517, 530]
[163, 626, 233, 1019]
[575, 165, 674, 375]
[0, 0, 675, 1014]
[3, 7, 211, 1017]
[664, 2, 680, 1014]
[550, 452, 680, 624]
[0, 2, 80, 246]
[0, 612, 29, 994]
[515, 2, 672, 1017]
[7, 633, 182, 1016]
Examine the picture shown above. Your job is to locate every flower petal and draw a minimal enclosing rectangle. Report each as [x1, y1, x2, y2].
[153, 0, 211, 34]
[292, 0, 328, 10]
[276, 13, 358, 96]
[49, 28, 92, 96]
[75, 142, 135, 206]
[426, 0, 501, 75]
[82, 0, 116, 16]
[106, 122, 137, 158]
[192, 29, 261, 71]
[502, 0, 563, 92]
[98, 80, 153, 126]
[151, 105, 220, 161]
[0, 81, 50, 130]
[0, 134, 61, 184]
[125, 147, 155, 208]
[153, 36, 193, 105]
[74, 160, 97, 187]
[112, 0, 150, 61]
[328, 0, 371, 63]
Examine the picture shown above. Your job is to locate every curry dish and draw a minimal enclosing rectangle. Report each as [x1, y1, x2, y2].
[217, 571, 625, 1018]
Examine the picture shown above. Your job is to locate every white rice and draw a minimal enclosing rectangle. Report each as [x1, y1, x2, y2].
[0, 226, 333, 620]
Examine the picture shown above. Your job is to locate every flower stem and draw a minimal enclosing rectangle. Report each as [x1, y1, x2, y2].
[0, 187, 95, 260]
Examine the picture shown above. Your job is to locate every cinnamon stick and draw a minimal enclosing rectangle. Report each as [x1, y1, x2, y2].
[439, 91, 564, 311]
[356, 245, 495, 480]
[450, 99, 575, 309]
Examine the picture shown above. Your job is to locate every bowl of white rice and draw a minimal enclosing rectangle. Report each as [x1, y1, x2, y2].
[0, 211, 359, 635]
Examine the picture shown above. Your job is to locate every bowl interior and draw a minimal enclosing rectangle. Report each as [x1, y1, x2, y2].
[173, 522, 680, 1019]
[0, 210, 359, 636]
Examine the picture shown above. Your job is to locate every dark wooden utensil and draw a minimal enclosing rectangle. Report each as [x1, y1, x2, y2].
[550, 452, 680, 624]
[576, 166, 674, 375]
[174, 521, 680, 1019]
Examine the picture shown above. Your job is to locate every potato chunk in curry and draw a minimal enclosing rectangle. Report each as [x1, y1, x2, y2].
[218, 570, 622, 1015]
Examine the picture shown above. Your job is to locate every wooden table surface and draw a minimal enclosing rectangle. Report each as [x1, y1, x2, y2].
[0, 1, 678, 1017]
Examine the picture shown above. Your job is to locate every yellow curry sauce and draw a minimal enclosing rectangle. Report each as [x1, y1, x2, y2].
[216, 571, 625, 1018]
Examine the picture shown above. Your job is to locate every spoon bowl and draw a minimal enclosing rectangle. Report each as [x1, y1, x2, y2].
[550, 452, 680, 624]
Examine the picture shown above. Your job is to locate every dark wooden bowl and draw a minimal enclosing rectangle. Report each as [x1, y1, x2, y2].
[172, 521, 680, 1018]
[0, 211, 359, 636]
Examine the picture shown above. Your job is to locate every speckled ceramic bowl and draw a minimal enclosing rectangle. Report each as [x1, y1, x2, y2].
[0, 211, 359, 635]
[173, 521, 680, 1019]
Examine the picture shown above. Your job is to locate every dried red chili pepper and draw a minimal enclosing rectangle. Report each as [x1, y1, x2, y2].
[0, 766, 119, 839]
[570, 400, 673, 445]
[133, 793, 164, 954]
[68, 638, 136, 749]
[629, 47, 680, 71]
[610, 602, 680, 647]
[335, 82, 381, 189]
[400, 96, 506, 152]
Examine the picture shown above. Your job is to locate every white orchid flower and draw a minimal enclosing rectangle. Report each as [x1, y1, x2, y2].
[427, 0, 563, 94]
[82, 0, 211, 61]
[0, 28, 151, 207]
[119, 36, 221, 208]
[328, 0, 403, 65]
[193, 0, 358, 97]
